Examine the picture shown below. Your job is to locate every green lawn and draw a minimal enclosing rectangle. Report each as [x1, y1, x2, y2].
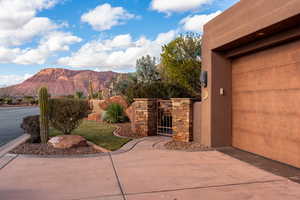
[50, 120, 131, 151]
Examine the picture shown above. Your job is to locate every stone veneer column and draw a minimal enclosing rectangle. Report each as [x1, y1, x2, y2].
[132, 98, 157, 137]
[171, 98, 193, 142]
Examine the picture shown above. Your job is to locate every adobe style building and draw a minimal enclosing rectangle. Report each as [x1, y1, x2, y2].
[200, 0, 300, 168]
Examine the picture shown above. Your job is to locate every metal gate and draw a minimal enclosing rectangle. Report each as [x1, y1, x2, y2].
[157, 100, 173, 136]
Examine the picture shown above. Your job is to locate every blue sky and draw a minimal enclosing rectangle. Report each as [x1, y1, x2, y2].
[0, 0, 239, 86]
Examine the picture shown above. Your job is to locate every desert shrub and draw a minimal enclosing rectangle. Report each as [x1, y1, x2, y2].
[4, 97, 12, 105]
[21, 115, 40, 143]
[0, 98, 4, 105]
[49, 98, 90, 134]
[103, 103, 128, 123]
[30, 99, 38, 105]
[66, 95, 75, 99]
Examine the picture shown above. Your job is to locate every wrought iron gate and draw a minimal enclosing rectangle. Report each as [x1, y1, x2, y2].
[157, 100, 173, 136]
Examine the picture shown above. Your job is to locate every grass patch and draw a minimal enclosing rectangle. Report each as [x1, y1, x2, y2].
[50, 120, 131, 151]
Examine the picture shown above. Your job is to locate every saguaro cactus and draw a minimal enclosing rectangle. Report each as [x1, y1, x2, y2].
[38, 87, 49, 144]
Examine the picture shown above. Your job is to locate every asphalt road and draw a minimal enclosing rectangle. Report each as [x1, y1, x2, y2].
[0, 107, 39, 147]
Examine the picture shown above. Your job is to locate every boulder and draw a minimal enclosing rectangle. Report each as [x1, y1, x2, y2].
[48, 135, 88, 149]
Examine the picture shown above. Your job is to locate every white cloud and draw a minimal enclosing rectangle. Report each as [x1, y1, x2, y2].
[57, 30, 177, 71]
[0, 32, 82, 65]
[15, 32, 82, 65]
[155, 31, 178, 45]
[0, 73, 33, 87]
[0, 0, 82, 65]
[81, 3, 136, 31]
[0, 17, 58, 46]
[0, 0, 57, 29]
[0, 47, 21, 63]
[180, 11, 222, 32]
[0, 0, 60, 46]
[151, 0, 212, 14]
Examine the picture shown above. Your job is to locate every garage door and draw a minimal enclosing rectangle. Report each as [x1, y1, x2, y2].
[232, 40, 300, 168]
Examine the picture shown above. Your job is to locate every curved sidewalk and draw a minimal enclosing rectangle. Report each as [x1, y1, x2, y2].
[0, 136, 300, 200]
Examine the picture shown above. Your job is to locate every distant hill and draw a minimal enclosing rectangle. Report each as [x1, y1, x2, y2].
[0, 68, 124, 97]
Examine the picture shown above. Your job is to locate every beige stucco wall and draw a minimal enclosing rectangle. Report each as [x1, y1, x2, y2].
[201, 0, 300, 147]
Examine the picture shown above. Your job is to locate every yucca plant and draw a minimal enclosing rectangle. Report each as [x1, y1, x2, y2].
[103, 103, 127, 123]
[38, 87, 49, 144]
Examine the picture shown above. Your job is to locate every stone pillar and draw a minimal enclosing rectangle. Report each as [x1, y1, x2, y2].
[171, 98, 193, 142]
[132, 98, 157, 137]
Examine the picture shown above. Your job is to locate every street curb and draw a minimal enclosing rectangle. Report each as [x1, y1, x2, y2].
[0, 134, 30, 158]
[87, 141, 111, 153]
[10, 137, 148, 159]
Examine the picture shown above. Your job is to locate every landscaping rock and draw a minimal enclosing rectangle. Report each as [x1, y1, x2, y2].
[99, 96, 128, 110]
[48, 135, 88, 149]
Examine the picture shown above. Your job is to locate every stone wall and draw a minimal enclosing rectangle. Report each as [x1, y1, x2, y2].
[131, 98, 195, 142]
[132, 99, 157, 137]
[171, 98, 193, 142]
[158, 100, 172, 114]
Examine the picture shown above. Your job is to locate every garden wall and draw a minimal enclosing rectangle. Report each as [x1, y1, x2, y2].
[131, 98, 200, 142]
[131, 99, 157, 137]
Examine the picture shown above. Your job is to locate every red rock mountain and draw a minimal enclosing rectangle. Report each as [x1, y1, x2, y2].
[0, 68, 121, 96]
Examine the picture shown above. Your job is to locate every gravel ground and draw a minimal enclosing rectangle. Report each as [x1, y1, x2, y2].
[10, 143, 101, 155]
[164, 140, 213, 152]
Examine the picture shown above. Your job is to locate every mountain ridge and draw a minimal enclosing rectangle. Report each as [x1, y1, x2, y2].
[0, 68, 124, 96]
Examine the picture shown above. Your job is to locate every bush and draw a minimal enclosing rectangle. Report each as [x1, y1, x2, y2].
[21, 115, 40, 143]
[4, 97, 12, 105]
[104, 103, 127, 123]
[49, 98, 90, 134]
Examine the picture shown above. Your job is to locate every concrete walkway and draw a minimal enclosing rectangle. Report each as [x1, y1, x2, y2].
[1, 137, 300, 200]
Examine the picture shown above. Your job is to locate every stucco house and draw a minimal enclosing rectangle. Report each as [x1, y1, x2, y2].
[200, 0, 300, 168]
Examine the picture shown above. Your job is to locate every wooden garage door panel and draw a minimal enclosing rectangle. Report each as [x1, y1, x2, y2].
[232, 41, 300, 75]
[233, 63, 300, 92]
[233, 90, 300, 116]
[232, 40, 300, 168]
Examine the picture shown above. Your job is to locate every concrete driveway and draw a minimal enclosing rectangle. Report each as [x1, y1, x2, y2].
[0, 137, 300, 200]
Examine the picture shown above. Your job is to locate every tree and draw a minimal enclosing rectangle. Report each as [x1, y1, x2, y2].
[136, 55, 160, 84]
[113, 73, 137, 96]
[161, 33, 201, 97]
